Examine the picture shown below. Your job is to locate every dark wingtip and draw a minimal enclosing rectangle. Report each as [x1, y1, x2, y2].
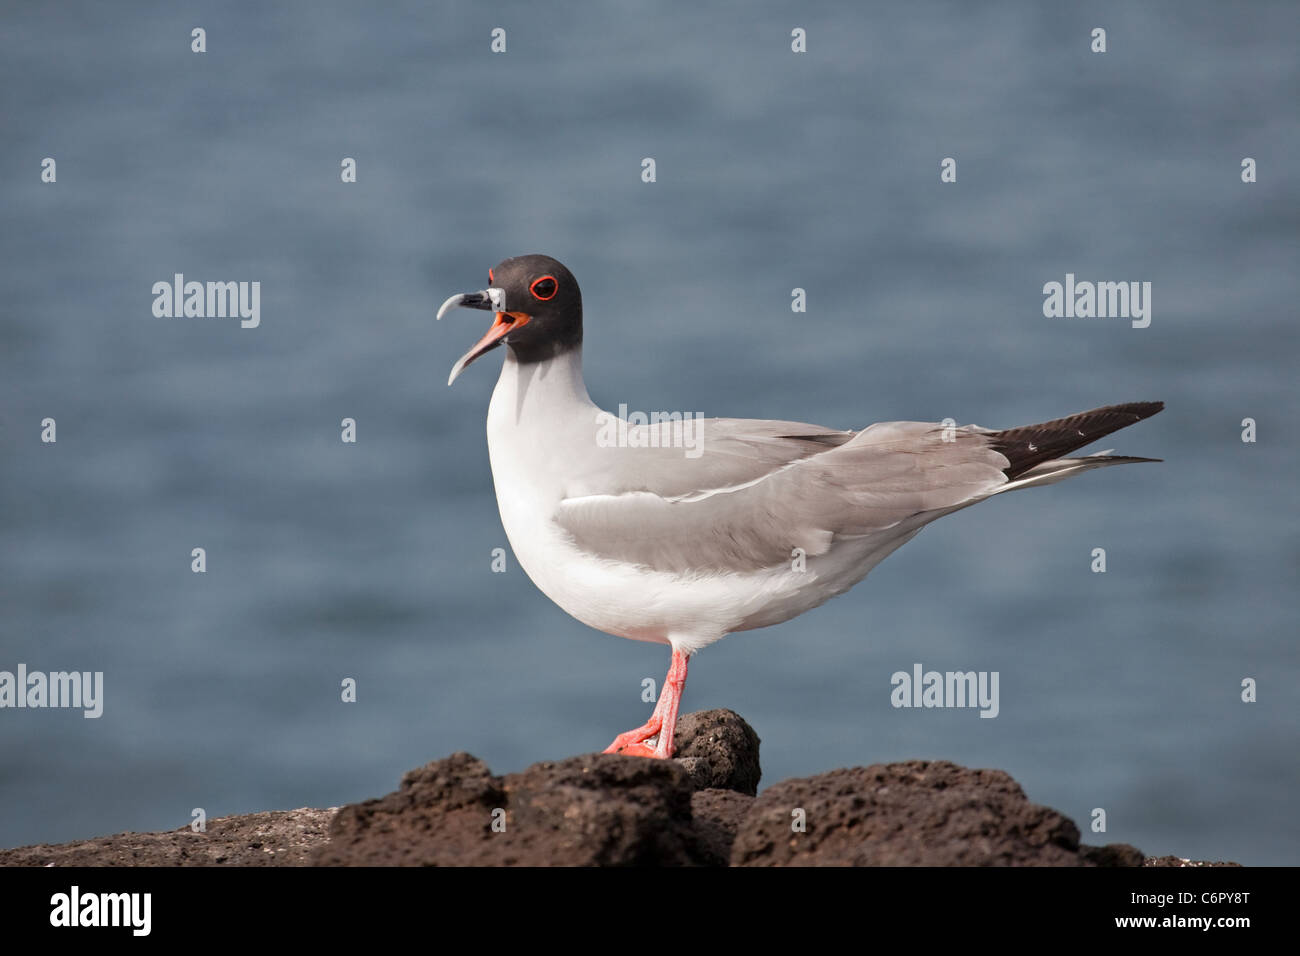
[990, 402, 1165, 479]
[1128, 401, 1165, 419]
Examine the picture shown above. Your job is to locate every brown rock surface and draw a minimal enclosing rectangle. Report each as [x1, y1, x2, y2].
[690, 789, 755, 866]
[0, 808, 335, 867]
[314, 750, 709, 866]
[729, 760, 1140, 867]
[1142, 855, 1242, 867]
[671, 708, 762, 796]
[311, 751, 507, 866]
[0, 710, 1236, 867]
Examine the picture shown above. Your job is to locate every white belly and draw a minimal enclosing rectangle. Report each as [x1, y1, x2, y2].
[491, 475, 865, 651]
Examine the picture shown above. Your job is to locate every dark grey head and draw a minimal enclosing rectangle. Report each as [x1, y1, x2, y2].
[436, 254, 582, 385]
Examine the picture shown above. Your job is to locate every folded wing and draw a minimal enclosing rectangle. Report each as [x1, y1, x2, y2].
[555, 402, 1163, 575]
[556, 418, 1009, 574]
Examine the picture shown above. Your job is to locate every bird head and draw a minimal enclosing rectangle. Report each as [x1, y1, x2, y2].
[437, 254, 582, 385]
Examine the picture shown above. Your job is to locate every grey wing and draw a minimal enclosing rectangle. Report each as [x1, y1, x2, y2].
[565, 415, 856, 500]
[556, 420, 1011, 574]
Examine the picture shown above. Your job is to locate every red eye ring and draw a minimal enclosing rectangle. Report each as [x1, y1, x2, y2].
[530, 275, 558, 301]
[488, 268, 495, 283]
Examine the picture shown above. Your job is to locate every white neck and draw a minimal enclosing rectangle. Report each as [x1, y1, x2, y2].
[488, 345, 596, 430]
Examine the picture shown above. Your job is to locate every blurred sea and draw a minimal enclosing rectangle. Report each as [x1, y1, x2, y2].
[1, 1, 1297, 863]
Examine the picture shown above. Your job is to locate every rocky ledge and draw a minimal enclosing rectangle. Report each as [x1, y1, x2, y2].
[0, 710, 1237, 867]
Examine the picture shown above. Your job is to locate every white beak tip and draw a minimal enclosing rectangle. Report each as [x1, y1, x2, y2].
[435, 293, 465, 321]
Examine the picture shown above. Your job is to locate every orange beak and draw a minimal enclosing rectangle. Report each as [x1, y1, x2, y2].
[447, 311, 531, 385]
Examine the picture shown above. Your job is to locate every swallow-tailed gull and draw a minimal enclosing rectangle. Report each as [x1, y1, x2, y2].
[437, 254, 1163, 758]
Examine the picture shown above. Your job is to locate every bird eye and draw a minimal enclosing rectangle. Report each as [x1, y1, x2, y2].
[488, 268, 495, 284]
[530, 276, 558, 300]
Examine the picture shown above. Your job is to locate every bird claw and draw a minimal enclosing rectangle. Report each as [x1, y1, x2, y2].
[603, 718, 665, 759]
[609, 740, 660, 758]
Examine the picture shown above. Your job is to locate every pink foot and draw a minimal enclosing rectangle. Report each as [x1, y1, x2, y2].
[603, 716, 663, 758]
[601, 648, 690, 760]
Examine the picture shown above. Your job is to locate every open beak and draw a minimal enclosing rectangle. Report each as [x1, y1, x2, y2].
[436, 288, 530, 385]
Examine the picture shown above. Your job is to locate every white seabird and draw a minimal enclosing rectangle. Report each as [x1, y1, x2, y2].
[438, 254, 1163, 758]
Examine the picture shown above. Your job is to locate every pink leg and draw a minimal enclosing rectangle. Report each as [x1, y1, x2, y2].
[603, 648, 690, 759]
